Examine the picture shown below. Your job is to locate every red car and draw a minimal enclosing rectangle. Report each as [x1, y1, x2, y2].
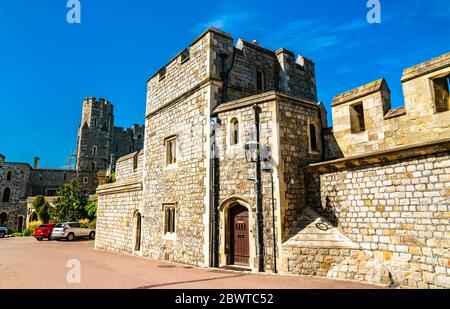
[34, 223, 57, 241]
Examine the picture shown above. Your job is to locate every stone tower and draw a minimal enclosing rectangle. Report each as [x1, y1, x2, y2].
[75, 96, 145, 185]
[76, 97, 114, 174]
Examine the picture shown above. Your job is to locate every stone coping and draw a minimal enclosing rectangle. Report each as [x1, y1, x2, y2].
[384, 106, 406, 120]
[32, 168, 76, 172]
[401, 52, 450, 82]
[332, 79, 387, 107]
[309, 138, 450, 172]
[213, 91, 319, 114]
[96, 178, 142, 195]
[116, 150, 143, 164]
[26, 194, 97, 203]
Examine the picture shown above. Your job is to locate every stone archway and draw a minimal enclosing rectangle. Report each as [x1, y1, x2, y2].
[218, 196, 255, 269]
[29, 212, 38, 223]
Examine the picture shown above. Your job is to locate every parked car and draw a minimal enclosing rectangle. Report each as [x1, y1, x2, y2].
[0, 226, 7, 238]
[33, 223, 57, 241]
[51, 222, 95, 241]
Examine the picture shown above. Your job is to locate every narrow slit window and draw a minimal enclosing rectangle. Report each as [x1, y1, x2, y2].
[309, 124, 318, 152]
[6, 171, 12, 181]
[165, 137, 177, 166]
[230, 118, 239, 146]
[92, 146, 97, 155]
[164, 205, 176, 234]
[256, 70, 264, 92]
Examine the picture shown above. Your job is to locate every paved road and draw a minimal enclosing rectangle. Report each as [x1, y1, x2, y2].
[0, 237, 381, 289]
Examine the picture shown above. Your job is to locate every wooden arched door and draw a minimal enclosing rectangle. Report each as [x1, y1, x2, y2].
[230, 205, 249, 265]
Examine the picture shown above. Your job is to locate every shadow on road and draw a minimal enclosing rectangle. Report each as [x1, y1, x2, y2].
[134, 273, 249, 289]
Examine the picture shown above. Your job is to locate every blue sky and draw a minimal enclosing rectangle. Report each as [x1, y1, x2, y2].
[0, 0, 449, 168]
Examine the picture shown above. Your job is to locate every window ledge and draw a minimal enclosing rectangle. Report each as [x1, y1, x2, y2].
[165, 163, 178, 171]
[163, 233, 177, 241]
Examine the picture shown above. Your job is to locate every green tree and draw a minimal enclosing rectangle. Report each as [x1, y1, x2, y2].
[50, 181, 88, 222]
[32, 195, 46, 210]
[37, 203, 51, 224]
[32, 195, 50, 223]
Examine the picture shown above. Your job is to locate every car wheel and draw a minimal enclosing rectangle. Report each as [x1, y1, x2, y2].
[89, 231, 95, 240]
[67, 233, 75, 241]
[36, 237, 43, 241]
[48, 236, 55, 241]
[0, 231, 5, 238]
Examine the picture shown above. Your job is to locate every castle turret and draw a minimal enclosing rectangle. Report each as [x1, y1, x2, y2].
[76, 97, 114, 173]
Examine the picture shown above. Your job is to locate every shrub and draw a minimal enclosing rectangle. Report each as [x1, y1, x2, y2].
[85, 201, 97, 220]
[22, 229, 33, 237]
[79, 218, 89, 225]
[88, 218, 97, 229]
[28, 221, 42, 231]
[106, 173, 116, 183]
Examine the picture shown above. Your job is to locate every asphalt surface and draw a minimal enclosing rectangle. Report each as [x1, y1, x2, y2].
[0, 237, 382, 289]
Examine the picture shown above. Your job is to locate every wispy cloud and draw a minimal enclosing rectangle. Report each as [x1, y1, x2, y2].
[192, 2, 260, 34]
[194, 0, 393, 59]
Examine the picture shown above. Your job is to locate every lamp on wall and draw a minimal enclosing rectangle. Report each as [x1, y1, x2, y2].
[244, 140, 259, 163]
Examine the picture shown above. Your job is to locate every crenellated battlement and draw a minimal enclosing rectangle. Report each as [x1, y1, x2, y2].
[329, 52, 450, 158]
[145, 27, 317, 117]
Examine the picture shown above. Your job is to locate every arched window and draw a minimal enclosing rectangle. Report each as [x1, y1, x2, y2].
[230, 118, 239, 146]
[2, 187, 11, 202]
[256, 70, 265, 92]
[6, 171, 12, 181]
[309, 124, 318, 153]
[91, 162, 96, 171]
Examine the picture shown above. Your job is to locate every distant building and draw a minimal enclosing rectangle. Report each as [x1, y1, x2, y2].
[0, 98, 144, 231]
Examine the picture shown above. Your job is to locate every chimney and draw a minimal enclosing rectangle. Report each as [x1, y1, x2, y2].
[33, 157, 40, 169]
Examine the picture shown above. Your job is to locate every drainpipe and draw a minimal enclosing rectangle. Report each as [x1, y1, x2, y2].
[317, 104, 326, 161]
[219, 49, 236, 104]
[210, 117, 220, 267]
[270, 171, 277, 273]
[253, 104, 265, 272]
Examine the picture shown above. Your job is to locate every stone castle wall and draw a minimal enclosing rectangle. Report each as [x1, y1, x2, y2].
[283, 150, 450, 288]
[95, 179, 143, 254]
[115, 151, 144, 181]
[0, 162, 30, 231]
[142, 87, 209, 265]
[331, 53, 450, 158]
[95, 149, 144, 254]
[29, 169, 77, 196]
